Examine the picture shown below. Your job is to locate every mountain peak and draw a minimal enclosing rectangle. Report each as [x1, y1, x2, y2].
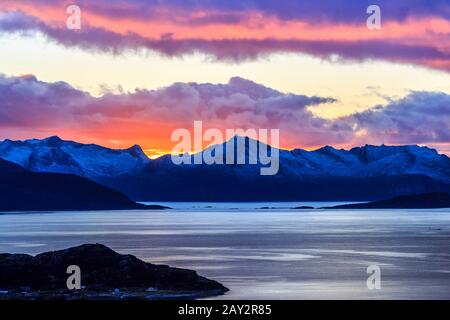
[43, 135, 62, 143]
[126, 144, 149, 160]
[221, 135, 275, 152]
[226, 134, 260, 143]
[44, 135, 62, 141]
[315, 145, 338, 153]
[128, 144, 142, 150]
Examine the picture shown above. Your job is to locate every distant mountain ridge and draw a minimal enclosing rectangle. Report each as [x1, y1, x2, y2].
[288, 143, 450, 182]
[1, 136, 450, 201]
[326, 192, 450, 209]
[0, 136, 149, 179]
[0, 157, 157, 211]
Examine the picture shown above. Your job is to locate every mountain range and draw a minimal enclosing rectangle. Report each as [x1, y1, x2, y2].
[326, 192, 450, 209]
[1, 136, 450, 201]
[0, 136, 149, 178]
[0, 157, 162, 211]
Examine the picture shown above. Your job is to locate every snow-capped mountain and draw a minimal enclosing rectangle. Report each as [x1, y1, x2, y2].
[0, 136, 150, 179]
[1, 135, 449, 201]
[280, 143, 450, 182]
[155, 136, 450, 182]
[132, 136, 450, 201]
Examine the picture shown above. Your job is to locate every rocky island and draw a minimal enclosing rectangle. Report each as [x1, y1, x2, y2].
[0, 244, 228, 299]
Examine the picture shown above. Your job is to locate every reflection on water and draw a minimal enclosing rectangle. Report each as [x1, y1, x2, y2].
[0, 204, 449, 299]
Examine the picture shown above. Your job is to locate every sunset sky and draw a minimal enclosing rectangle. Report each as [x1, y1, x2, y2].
[0, 0, 449, 157]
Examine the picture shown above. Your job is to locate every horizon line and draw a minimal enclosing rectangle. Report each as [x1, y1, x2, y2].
[1, 135, 448, 160]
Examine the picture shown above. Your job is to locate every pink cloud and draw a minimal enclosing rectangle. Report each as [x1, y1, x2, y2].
[0, 1, 449, 71]
[0, 74, 449, 155]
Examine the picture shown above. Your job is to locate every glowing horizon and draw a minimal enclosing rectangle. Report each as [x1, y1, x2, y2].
[0, 1, 449, 156]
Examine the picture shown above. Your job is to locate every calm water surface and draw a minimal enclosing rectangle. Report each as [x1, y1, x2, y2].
[0, 203, 449, 299]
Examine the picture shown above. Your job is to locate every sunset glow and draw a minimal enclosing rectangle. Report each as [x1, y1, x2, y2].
[0, 0, 449, 155]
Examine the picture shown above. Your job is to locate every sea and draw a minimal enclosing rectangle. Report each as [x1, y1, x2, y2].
[0, 202, 449, 299]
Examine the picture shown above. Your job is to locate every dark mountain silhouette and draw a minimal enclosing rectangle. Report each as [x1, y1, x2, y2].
[0, 243, 227, 299]
[326, 192, 450, 209]
[1, 136, 450, 202]
[118, 137, 450, 201]
[0, 158, 165, 211]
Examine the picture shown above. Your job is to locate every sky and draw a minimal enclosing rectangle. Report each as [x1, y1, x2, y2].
[0, 0, 449, 157]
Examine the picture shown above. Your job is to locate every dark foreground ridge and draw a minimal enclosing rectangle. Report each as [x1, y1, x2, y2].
[0, 243, 228, 299]
[0, 158, 169, 211]
[325, 192, 450, 209]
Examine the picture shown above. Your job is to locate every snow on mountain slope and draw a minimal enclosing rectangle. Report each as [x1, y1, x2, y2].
[349, 144, 450, 180]
[282, 144, 450, 182]
[152, 136, 450, 183]
[0, 136, 150, 178]
[1, 135, 449, 186]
